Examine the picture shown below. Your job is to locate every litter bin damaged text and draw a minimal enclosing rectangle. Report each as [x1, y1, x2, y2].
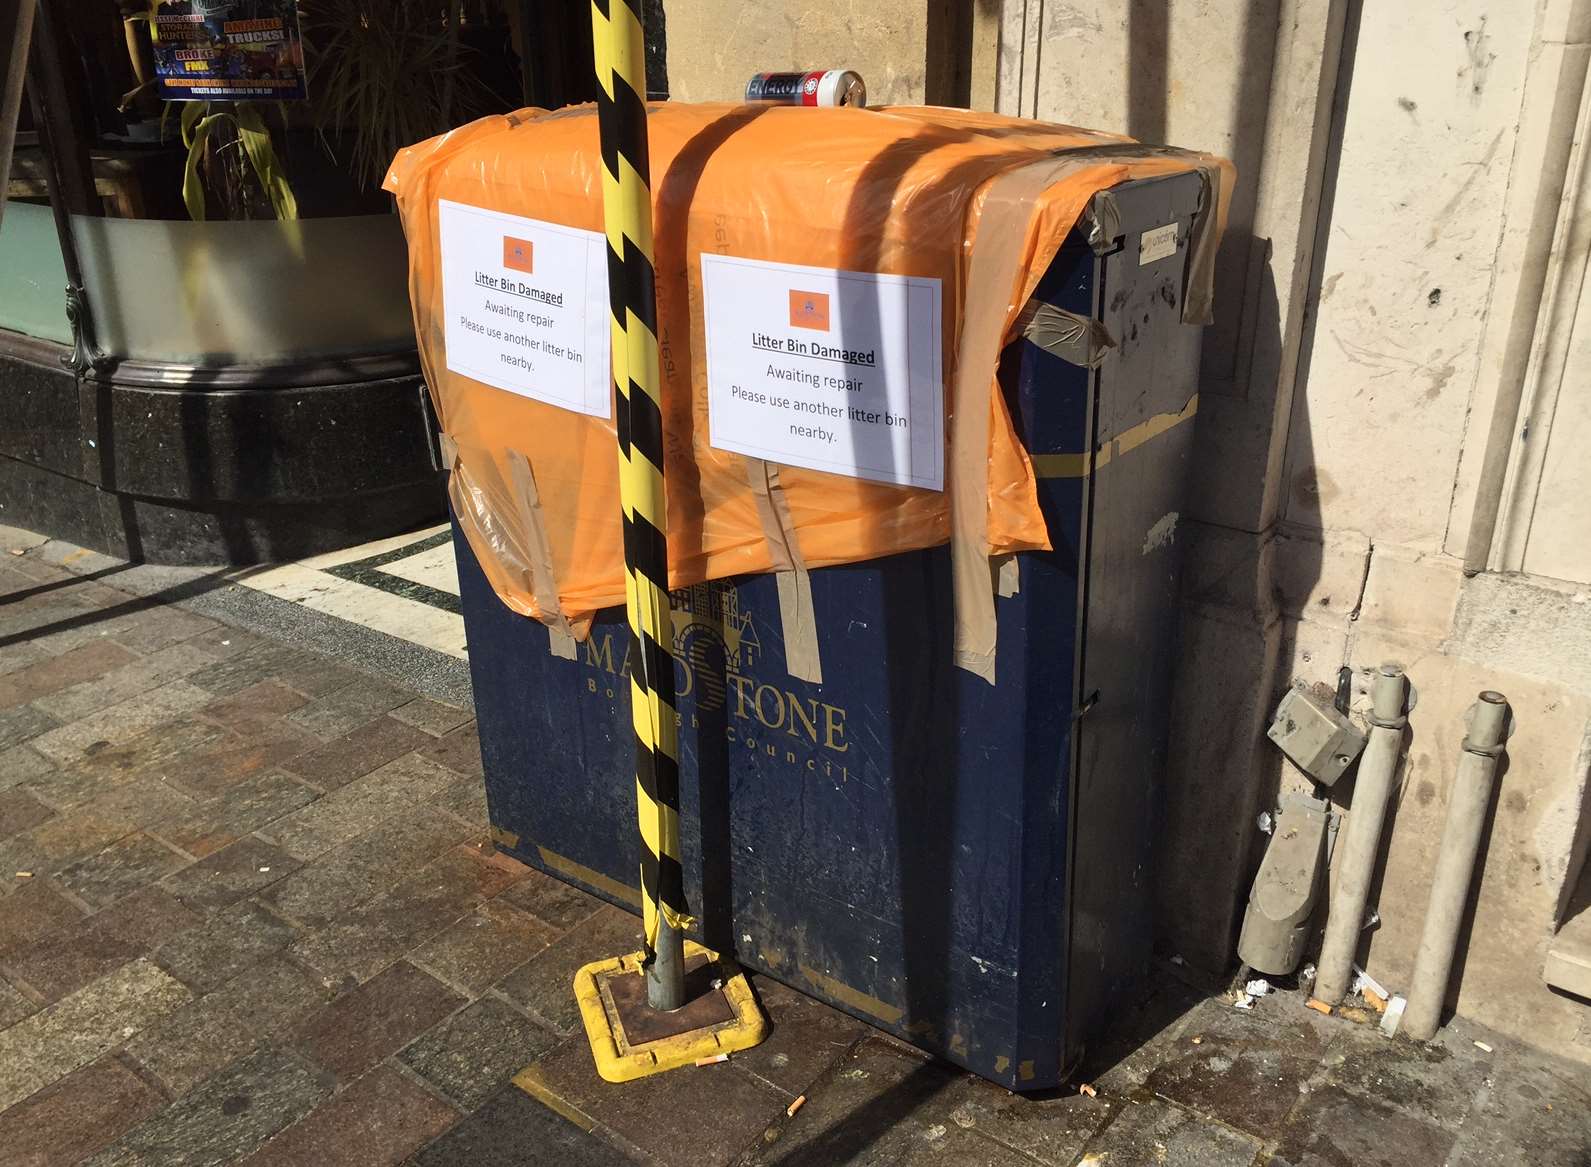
[439, 201, 610, 417]
[701, 254, 943, 490]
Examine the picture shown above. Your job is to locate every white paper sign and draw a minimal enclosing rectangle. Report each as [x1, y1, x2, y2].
[700, 254, 943, 491]
[438, 200, 610, 417]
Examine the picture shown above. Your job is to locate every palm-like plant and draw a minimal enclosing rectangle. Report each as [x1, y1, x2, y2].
[300, 0, 491, 194]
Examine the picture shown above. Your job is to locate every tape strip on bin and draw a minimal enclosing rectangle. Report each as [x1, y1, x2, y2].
[743, 458, 823, 684]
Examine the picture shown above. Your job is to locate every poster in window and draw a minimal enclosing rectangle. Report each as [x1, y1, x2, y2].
[151, 1, 308, 102]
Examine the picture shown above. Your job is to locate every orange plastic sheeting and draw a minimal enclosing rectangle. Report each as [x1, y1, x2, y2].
[385, 103, 1231, 630]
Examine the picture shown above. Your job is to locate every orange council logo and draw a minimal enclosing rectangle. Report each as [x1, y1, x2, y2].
[502, 237, 534, 273]
[788, 290, 830, 331]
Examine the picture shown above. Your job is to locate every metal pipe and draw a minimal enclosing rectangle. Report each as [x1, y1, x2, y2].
[1402, 691, 1510, 1040]
[1462, 1, 1591, 574]
[589, 0, 687, 1014]
[1313, 664, 1407, 1005]
[645, 917, 684, 1010]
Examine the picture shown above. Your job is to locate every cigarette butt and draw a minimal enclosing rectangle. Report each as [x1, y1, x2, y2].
[1190, 1035, 1203, 1045]
[15, 871, 32, 878]
[695, 1053, 729, 1067]
[1474, 1041, 1493, 1053]
[786, 1095, 806, 1118]
[1363, 988, 1388, 1013]
[1305, 998, 1333, 1015]
[1078, 1082, 1098, 1098]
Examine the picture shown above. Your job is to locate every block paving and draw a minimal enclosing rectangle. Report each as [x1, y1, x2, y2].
[1, 535, 1588, 1165]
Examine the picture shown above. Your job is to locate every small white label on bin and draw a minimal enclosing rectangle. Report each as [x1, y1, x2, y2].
[438, 200, 611, 418]
[700, 254, 943, 491]
[1139, 222, 1178, 266]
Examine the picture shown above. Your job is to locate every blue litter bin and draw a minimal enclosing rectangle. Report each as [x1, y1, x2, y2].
[459, 171, 1208, 1091]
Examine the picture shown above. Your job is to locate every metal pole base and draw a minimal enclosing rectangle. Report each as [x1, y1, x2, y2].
[570, 940, 769, 1083]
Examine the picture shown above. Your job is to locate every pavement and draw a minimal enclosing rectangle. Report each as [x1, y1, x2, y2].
[1, 524, 1589, 1167]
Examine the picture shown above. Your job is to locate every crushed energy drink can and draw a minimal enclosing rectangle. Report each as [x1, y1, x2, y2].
[745, 70, 867, 108]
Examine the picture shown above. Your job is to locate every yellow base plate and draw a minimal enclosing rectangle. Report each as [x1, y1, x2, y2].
[574, 941, 769, 1082]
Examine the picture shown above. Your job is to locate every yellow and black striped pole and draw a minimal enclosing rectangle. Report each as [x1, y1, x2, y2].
[591, 0, 690, 1010]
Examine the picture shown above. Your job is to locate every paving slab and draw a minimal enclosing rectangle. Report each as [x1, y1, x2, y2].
[1142, 992, 1332, 1141]
[731, 974, 871, 1098]
[417, 720, 484, 778]
[496, 864, 607, 934]
[409, 898, 558, 995]
[0, 957, 191, 1110]
[390, 697, 474, 738]
[0, 807, 138, 889]
[932, 1074, 1114, 1166]
[201, 680, 311, 736]
[0, 1056, 168, 1167]
[289, 845, 523, 985]
[1320, 1011, 1495, 1125]
[0, 878, 88, 955]
[295, 960, 466, 1082]
[84, 1044, 332, 1167]
[151, 898, 300, 994]
[0, 788, 55, 839]
[165, 722, 318, 798]
[105, 604, 218, 655]
[28, 680, 213, 766]
[54, 832, 191, 908]
[0, 641, 139, 709]
[737, 1037, 963, 1167]
[0, 978, 36, 1027]
[2, 885, 200, 1003]
[287, 678, 413, 740]
[152, 770, 318, 859]
[258, 806, 473, 927]
[493, 904, 646, 1034]
[410, 1080, 634, 1166]
[398, 994, 559, 1112]
[123, 954, 333, 1094]
[524, 1035, 790, 1167]
[264, 753, 462, 861]
[1447, 1042, 1591, 1167]
[1270, 1081, 1455, 1167]
[283, 716, 432, 790]
[237, 1064, 461, 1167]
[187, 644, 321, 698]
[161, 835, 299, 912]
[431, 773, 489, 825]
[0, 743, 53, 792]
[0, 704, 60, 747]
[36, 717, 227, 803]
[32, 641, 221, 723]
[1083, 1096, 1263, 1166]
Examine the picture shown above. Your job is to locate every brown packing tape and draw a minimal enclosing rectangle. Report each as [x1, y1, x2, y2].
[743, 458, 822, 684]
[505, 448, 580, 658]
[1016, 300, 1117, 368]
[951, 152, 1119, 684]
[1028, 393, 1200, 479]
[1180, 166, 1220, 326]
[1080, 189, 1121, 255]
[995, 555, 1021, 599]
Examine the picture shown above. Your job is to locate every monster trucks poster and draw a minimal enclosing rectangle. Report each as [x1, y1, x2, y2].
[151, 0, 307, 101]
